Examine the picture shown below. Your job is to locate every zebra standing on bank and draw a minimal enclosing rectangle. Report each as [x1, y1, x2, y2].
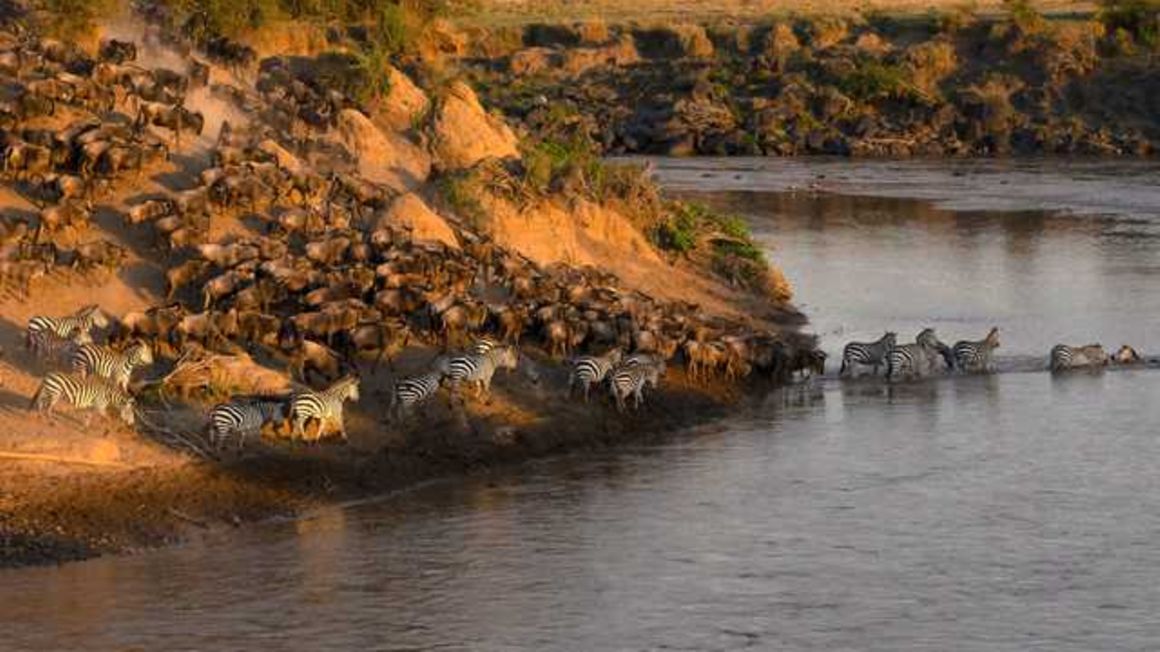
[29, 372, 136, 426]
[71, 341, 154, 390]
[289, 375, 360, 441]
[609, 358, 666, 412]
[390, 370, 446, 421]
[26, 305, 108, 357]
[208, 399, 286, 450]
[839, 331, 896, 377]
[952, 327, 1000, 374]
[440, 345, 520, 400]
[887, 328, 953, 381]
[568, 348, 623, 402]
[1050, 344, 1109, 372]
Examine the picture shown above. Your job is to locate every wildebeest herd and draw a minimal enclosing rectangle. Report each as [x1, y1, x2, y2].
[1, 23, 820, 452]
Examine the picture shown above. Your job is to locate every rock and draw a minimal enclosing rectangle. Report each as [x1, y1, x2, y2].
[375, 66, 430, 133]
[764, 22, 800, 57]
[375, 193, 460, 249]
[854, 32, 891, 56]
[429, 81, 521, 171]
[633, 24, 714, 59]
[256, 139, 306, 175]
[510, 47, 558, 75]
[419, 18, 468, 62]
[804, 16, 848, 49]
[335, 109, 431, 193]
[560, 36, 640, 75]
[576, 20, 610, 45]
[672, 24, 715, 59]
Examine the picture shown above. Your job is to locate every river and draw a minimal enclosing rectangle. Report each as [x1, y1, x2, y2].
[4, 158, 1160, 651]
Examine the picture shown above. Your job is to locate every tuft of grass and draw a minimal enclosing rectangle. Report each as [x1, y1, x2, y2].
[652, 201, 772, 293]
[435, 173, 488, 229]
[1003, 0, 1045, 34]
[34, 0, 118, 39]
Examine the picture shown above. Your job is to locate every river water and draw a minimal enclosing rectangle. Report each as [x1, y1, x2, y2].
[5, 158, 1160, 651]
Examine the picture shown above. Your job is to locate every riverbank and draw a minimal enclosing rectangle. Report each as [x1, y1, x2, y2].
[1, 361, 750, 567]
[455, 5, 1159, 157]
[0, 6, 813, 568]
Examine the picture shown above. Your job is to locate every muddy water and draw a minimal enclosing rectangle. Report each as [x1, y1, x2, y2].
[5, 159, 1160, 651]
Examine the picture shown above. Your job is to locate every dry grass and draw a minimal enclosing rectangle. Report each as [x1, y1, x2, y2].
[452, 0, 1099, 27]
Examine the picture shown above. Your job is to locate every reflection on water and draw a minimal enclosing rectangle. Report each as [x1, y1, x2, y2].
[4, 159, 1160, 651]
[673, 187, 1160, 359]
[5, 372, 1160, 651]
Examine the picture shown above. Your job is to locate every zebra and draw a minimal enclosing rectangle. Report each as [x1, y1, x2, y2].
[26, 304, 108, 356]
[207, 400, 286, 450]
[468, 336, 501, 356]
[289, 375, 360, 441]
[1050, 344, 1109, 372]
[29, 372, 136, 426]
[568, 348, 623, 402]
[951, 327, 1000, 373]
[33, 326, 93, 368]
[389, 370, 445, 421]
[886, 328, 953, 381]
[608, 358, 665, 412]
[70, 341, 154, 390]
[440, 345, 520, 400]
[840, 331, 895, 377]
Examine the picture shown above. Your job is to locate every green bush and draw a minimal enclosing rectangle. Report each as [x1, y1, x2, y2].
[1099, 0, 1160, 48]
[837, 59, 916, 101]
[654, 204, 700, 254]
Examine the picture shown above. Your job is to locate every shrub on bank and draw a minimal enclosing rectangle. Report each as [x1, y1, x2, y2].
[1098, 0, 1160, 49]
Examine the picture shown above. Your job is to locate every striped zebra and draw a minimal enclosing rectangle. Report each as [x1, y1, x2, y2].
[840, 331, 896, 377]
[440, 345, 519, 399]
[886, 328, 953, 381]
[1050, 344, 1108, 372]
[289, 375, 360, 441]
[29, 372, 136, 426]
[568, 349, 623, 402]
[71, 341, 154, 390]
[390, 370, 445, 421]
[952, 327, 1000, 374]
[609, 358, 665, 412]
[208, 400, 286, 450]
[468, 336, 501, 356]
[26, 305, 108, 356]
[33, 326, 93, 368]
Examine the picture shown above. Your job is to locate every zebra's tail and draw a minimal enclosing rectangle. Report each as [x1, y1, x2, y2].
[839, 357, 848, 376]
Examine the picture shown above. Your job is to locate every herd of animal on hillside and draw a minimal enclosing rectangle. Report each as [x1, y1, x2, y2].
[2, 23, 1142, 454]
[0, 22, 822, 451]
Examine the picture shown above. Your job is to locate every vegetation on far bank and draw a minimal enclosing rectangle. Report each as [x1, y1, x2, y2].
[460, 0, 1160, 157]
